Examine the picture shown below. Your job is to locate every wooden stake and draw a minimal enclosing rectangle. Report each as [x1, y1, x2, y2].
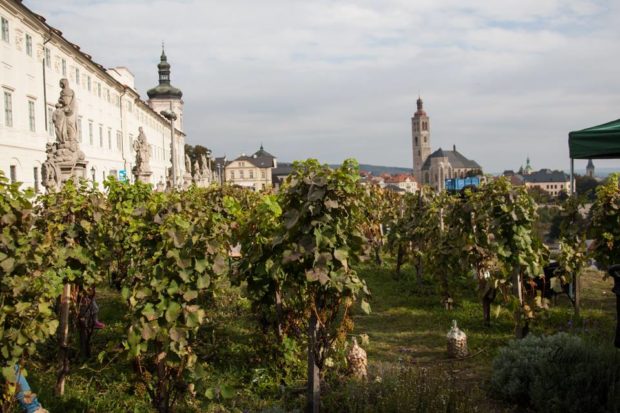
[56, 283, 71, 395]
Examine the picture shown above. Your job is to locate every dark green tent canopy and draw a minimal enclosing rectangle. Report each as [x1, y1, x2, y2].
[569, 118, 620, 159]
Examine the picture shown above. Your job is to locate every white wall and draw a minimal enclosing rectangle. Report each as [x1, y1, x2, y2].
[0, 1, 185, 191]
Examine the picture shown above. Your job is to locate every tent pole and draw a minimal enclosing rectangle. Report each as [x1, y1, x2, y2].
[570, 158, 575, 196]
[569, 157, 580, 316]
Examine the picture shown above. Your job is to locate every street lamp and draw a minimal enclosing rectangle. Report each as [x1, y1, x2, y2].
[160, 104, 178, 188]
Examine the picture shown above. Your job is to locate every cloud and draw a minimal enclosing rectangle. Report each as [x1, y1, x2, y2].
[26, 0, 620, 171]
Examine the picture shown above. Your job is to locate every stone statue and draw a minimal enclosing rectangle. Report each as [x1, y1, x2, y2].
[193, 160, 202, 184]
[54, 79, 78, 146]
[43, 79, 87, 192]
[132, 127, 152, 178]
[41, 142, 61, 190]
[183, 154, 193, 188]
[185, 154, 191, 173]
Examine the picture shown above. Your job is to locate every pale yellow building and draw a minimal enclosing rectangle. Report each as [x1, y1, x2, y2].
[225, 145, 276, 190]
[523, 169, 571, 196]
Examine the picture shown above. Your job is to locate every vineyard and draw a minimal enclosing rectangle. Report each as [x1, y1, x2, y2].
[1, 159, 620, 413]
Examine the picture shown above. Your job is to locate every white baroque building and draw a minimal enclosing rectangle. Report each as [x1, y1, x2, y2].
[0, 0, 186, 192]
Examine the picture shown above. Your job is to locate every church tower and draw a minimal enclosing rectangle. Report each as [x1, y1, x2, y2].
[586, 159, 595, 178]
[147, 45, 184, 132]
[412, 97, 431, 184]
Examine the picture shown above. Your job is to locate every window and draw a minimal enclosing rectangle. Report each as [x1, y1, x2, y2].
[107, 128, 111, 149]
[9, 165, 16, 183]
[249, 170, 254, 179]
[77, 117, 82, 142]
[240, 170, 244, 179]
[261, 170, 266, 179]
[116, 131, 122, 151]
[44, 47, 51, 68]
[28, 100, 35, 132]
[105, 88, 110, 103]
[75, 68, 80, 84]
[25, 34, 32, 56]
[424, 136, 427, 143]
[98, 124, 103, 147]
[61, 59, 66, 76]
[1, 17, 9, 42]
[97, 82, 101, 98]
[415, 137, 418, 145]
[47, 106, 53, 136]
[88, 121, 93, 145]
[87, 76, 91, 92]
[3, 91, 12, 127]
[33, 167, 39, 193]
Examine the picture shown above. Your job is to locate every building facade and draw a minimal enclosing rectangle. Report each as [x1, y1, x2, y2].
[384, 174, 418, 193]
[411, 97, 481, 191]
[0, 0, 186, 191]
[225, 146, 276, 190]
[522, 169, 572, 197]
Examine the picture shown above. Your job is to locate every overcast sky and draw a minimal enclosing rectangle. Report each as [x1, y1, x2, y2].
[27, 0, 620, 172]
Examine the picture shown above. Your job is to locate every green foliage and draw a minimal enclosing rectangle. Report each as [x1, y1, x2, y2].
[275, 159, 370, 361]
[102, 177, 153, 289]
[490, 333, 620, 413]
[123, 187, 233, 412]
[0, 172, 61, 406]
[556, 196, 588, 284]
[590, 174, 620, 268]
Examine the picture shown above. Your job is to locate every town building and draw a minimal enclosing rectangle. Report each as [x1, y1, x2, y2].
[383, 174, 418, 193]
[225, 145, 276, 190]
[522, 169, 571, 196]
[411, 97, 482, 191]
[0, 0, 186, 191]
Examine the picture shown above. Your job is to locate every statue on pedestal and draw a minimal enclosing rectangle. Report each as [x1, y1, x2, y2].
[132, 127, 152, 183]
[183, 154, 193, 188]
[193, 160, 202, 185]
[43, 78, 87, 191]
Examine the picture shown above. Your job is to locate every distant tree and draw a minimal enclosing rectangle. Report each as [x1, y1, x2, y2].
[575, 175, 599, 201]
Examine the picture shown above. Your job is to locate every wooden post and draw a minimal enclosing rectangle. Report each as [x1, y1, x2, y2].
[56, 283, 71, 395]
[306, 313, 320, 413]
[573, 273, 581, 317]
[512, 267, 526, 338]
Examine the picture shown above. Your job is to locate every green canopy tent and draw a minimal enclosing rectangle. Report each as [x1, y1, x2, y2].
[568, 118, 620, 191]
[567, 118, 620, 318]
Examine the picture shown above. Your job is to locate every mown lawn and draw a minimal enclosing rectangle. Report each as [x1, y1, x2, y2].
[22, 261, 617, 412]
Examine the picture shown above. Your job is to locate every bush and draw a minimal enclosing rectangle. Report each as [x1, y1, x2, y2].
[322, 366, 480, 413]
[490, 333, 620, 413]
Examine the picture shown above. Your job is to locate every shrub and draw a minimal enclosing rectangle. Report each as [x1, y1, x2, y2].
[322, 366, 480, 413]
[490, 333, 620, 413]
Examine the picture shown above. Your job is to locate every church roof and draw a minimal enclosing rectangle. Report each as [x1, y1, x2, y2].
[422, 147, 481, 170]
[587, 159, 595, 168]
[147, 48, 183, 100]
[230, 145, 277, 168]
